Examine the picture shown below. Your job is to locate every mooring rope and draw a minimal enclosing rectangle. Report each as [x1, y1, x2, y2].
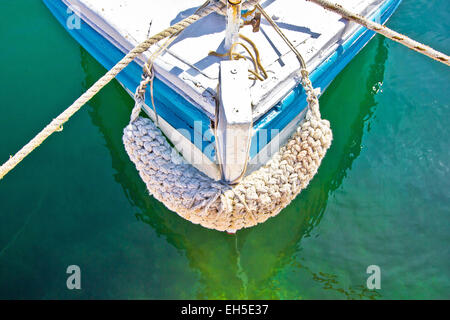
[122, 67, 332, 232]
[307, 0, 450, 66]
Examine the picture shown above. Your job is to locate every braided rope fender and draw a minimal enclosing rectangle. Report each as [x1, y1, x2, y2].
[123, 71, 332, 232]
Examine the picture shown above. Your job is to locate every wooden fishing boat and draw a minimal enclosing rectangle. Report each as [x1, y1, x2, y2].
[43, 0, 401, 232]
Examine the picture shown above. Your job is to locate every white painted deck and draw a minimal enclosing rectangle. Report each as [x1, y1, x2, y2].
[63, 0, 385, 120]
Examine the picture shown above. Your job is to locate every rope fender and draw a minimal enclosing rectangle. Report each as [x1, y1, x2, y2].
[123, 69, 332, 232]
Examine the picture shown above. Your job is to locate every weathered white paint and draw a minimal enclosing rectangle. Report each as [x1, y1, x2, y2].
[216, 60, 252, 183]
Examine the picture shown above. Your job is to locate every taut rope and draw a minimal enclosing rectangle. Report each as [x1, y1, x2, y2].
[306, 0, 450, 66]
[0, 0, 229, 180]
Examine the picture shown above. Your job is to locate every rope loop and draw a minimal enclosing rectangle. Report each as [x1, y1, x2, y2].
[132, 63, 159, 124]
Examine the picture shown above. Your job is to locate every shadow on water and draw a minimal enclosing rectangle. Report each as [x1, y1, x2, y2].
[80, 35, 389, 299]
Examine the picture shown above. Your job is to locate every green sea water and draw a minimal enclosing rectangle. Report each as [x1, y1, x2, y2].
[0, 0, 448, 299]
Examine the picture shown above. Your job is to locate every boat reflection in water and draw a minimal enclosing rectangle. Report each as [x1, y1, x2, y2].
[81, 35, 388, 299]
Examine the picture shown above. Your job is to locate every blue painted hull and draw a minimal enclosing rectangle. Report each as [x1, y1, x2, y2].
[44, 0, 401, 163]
